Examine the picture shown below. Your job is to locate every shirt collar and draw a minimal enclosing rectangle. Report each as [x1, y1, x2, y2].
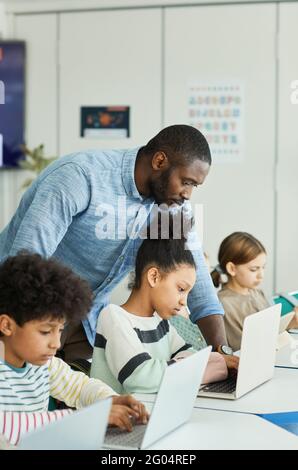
[121, 147, 143, 200]
[2, 359, 29, 373]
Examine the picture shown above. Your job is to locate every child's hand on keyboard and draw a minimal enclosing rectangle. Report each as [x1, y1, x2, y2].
[108, 404, 136, 431]
[110, 395, 149, 431]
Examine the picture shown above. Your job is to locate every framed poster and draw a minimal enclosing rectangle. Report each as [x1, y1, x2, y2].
[80, 106, 130, 139]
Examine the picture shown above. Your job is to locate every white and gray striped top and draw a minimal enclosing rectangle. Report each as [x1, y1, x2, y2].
[90, 304, 194, 394]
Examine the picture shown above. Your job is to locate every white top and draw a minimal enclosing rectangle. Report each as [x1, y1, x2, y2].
[90, 304, 193, 393]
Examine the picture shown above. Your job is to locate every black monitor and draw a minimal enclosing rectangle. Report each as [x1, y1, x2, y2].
[0, 41, 25, 168]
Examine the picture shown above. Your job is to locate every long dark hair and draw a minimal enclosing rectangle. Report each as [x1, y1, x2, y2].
[131, 211, 196, 289]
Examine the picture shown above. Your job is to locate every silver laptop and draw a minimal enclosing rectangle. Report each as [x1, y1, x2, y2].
[104, 346, 211, 450]
[19, 399, 111, 450]
[198, 304, 281, 400]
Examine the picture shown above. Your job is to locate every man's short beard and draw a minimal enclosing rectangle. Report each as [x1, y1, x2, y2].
[148, 167, 173, 204]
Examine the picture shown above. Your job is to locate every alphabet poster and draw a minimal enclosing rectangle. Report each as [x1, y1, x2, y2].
[188, 82, 244, 163]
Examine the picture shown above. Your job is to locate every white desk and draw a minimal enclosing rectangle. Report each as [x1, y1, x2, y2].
[148, 407, 298, 450]
[135, 366, 298, 413]
[195, 367, 298, 414]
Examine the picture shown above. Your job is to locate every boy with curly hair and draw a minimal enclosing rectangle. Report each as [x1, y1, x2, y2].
[0, 252, 147, 446]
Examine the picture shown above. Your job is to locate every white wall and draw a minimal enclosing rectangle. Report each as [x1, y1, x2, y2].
[0, 2, 7, 36]
[276, 2, 298, 293]
[1, 1, 297, 298]
[58, 8, 162, 155]
[164, 3, 276, 296]
[14, 14, 58, 155]
[3, 0, 281, 14]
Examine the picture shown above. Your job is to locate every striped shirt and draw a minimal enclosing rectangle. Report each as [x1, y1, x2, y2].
[90, 304, 194, 394]
[0, 409, 72, 446]
[0, 356, 116, 445]
[0, 356, 115, 412]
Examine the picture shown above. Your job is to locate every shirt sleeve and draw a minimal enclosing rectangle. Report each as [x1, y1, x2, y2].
[6, 163, 90, 257]
[48, 356, 116, 409]
[186, 229, 224, 323]
[0, 409, 72, 446]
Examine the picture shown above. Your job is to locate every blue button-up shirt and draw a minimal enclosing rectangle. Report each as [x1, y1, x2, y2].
[0, 147, 223, 345]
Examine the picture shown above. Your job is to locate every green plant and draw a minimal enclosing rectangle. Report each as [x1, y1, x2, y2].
[18, 144, 57, 189]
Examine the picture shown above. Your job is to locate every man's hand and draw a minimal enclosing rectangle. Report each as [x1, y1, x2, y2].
[222, 354, 239, 370]
[109, 395, 149, 431]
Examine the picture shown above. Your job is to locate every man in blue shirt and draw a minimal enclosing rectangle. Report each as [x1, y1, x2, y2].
[0, 125, 238, 369]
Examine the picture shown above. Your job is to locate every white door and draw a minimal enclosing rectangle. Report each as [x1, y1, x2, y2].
[164, 4, 276, 295]
[59, 8, 162, 155]
[276, 3, 298, 292]
[15, 14, 58, 154]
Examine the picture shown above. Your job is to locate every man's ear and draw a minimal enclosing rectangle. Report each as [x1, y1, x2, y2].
[0, 315, 16, 337]
[147, 267, 161, 288]
[151, 151, 169, 171]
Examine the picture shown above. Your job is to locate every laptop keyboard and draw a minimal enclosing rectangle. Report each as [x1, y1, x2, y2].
[199, 370, 238, 394]
[104, 424, 147, 448]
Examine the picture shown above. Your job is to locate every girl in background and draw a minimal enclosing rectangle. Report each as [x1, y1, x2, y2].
[211, 232, 298, 351]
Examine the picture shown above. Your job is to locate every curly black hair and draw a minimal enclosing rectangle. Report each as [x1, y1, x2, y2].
[0, 251, 93, 327]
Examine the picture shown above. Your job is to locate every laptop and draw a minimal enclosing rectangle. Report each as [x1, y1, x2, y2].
[277, 311, 295, 350]
[103, 346, 211, 450]
[198, 304, 281, 400]
[19, 399, 111, 450]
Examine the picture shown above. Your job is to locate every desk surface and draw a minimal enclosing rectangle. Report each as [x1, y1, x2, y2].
[135, 367, 298, 414]
[195, 367, 298, 414]
[148, 407, 298, 450]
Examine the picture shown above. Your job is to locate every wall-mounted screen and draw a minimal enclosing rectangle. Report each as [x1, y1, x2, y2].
[0, 41, 25, 168]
